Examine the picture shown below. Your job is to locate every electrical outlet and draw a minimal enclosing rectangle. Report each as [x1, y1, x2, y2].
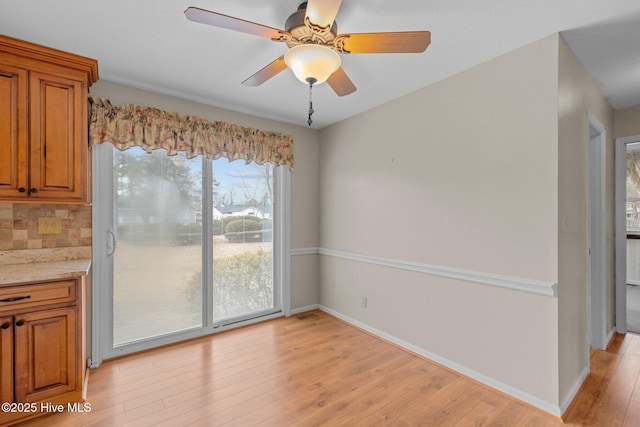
[38, 217, 62, 234]
[362, 297, 367, 308]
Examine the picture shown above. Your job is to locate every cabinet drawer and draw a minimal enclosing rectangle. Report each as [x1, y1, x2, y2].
[0, 280, 76, 312]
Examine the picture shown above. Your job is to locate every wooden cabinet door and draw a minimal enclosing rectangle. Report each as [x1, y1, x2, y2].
[0, 64, 28, 199]
[28, 71, 87, 202]
[0, 316, 14, 403]
[13, 307, 77, 402]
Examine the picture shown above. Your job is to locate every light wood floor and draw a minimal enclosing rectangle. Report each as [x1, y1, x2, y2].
[14, 310, 640, 426]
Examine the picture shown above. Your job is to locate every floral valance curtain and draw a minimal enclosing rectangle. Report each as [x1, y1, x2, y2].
[88, 97, 293, 168]
[628, 150, 640, 188]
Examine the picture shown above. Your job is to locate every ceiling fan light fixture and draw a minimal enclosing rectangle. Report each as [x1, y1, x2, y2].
[284, 44, 341, 85]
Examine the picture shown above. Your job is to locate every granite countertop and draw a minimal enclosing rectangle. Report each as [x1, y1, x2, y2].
[0, 247, 91, 286]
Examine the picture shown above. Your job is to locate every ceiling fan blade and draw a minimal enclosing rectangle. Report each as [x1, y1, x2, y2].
[327, 67, 356, 97]
[340, 31, 431, 53]
[242, 55, 287, 86]
[305, 0, 342, 30]
[185, 7, 283, 39]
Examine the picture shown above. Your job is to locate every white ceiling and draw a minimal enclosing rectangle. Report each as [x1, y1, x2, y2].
[1, 0, 639, 129]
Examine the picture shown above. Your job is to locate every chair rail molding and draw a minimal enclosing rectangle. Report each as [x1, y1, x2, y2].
[292, 246, 557, 297]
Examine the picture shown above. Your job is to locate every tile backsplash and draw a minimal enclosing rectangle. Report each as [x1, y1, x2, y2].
[0, 203, 92, 251]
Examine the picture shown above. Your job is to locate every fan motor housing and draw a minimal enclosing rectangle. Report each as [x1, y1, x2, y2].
[285, 4, 338, 47]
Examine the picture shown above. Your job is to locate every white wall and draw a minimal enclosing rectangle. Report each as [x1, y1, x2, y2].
[89, 81, 320, 311]
[318, 35, 561, 412]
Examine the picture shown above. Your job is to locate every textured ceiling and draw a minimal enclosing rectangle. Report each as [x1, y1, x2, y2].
[1, 0, 639, 128]
[562, 11, 640, 110]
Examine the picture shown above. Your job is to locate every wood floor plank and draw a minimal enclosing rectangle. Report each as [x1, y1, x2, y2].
[486, 400, 531, 427]
[148, 379, 278, 427]
[397, 378, 484, 425]
[623, 397, 640, 427]
[13, 312, 640, 427]
[87, 399, 164, 427]
[254, 375, 356, 425]
[564, 333, 640, 426]
[322, 357, 430, 426]
[352, 364, 460, 426]
[452, 400, 499, 426]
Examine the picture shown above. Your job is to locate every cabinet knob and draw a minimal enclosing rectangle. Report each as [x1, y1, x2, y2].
[18, 187, 26, 193]
[15, 320, 24, 327]
[0, 322, 10, 329]
[29, 188, 38, 194]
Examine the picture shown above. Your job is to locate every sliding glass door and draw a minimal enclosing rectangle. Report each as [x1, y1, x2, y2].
[211, 162, 275, 325]
[92, 143, 285, 362]
[112, 147, 204, 345]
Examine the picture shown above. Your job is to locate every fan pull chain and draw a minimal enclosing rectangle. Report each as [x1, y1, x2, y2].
[306, 77, 316, 126]
[307, 82, 314, 126]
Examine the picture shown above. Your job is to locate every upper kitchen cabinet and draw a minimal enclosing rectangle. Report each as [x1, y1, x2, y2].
[0, 35, 98, 204]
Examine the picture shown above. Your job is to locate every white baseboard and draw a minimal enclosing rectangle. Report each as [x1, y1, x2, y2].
[558, 327, 616, 413]
[560, 365, 589, 415]
[606, 327, 617, 348]
[319, 305, 562, 417]
[290, 304, 320, 315]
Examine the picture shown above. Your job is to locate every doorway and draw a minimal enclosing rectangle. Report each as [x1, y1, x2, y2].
[616, 136, 640, 334]
[587, 114, 607, 349]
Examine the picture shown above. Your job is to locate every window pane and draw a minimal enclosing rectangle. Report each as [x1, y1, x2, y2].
[212, 159, 274, 321]
[113, 147, 203, 345]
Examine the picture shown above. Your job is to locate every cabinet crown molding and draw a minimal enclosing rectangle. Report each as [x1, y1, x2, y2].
[0, 34, 99, 85]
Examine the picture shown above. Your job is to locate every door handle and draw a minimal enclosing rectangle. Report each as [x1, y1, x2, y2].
[107, 229, 117, 257]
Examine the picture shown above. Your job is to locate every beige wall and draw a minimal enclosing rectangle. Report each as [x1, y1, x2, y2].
[615, 105, 640, 138]
[89, 81, 320, 310]
[86, 32, 623, 415]
[557, 35, 615, 405]
[319, 35, 561, 410]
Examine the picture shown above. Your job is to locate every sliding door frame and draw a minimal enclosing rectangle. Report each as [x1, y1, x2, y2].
[90, 143, 291, 368]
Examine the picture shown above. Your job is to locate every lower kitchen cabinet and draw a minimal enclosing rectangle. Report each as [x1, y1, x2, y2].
[14, 306, 77, 403]
[0, 276, 85, 426]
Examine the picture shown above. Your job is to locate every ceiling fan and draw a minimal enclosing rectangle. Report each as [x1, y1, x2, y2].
[185, 0, 431, 124]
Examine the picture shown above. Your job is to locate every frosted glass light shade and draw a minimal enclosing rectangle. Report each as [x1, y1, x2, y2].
[284, 44, 341, 85]
[305, 0, 342, 29]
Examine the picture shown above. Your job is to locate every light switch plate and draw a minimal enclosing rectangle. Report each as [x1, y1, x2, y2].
[38, 217, 62, 234]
